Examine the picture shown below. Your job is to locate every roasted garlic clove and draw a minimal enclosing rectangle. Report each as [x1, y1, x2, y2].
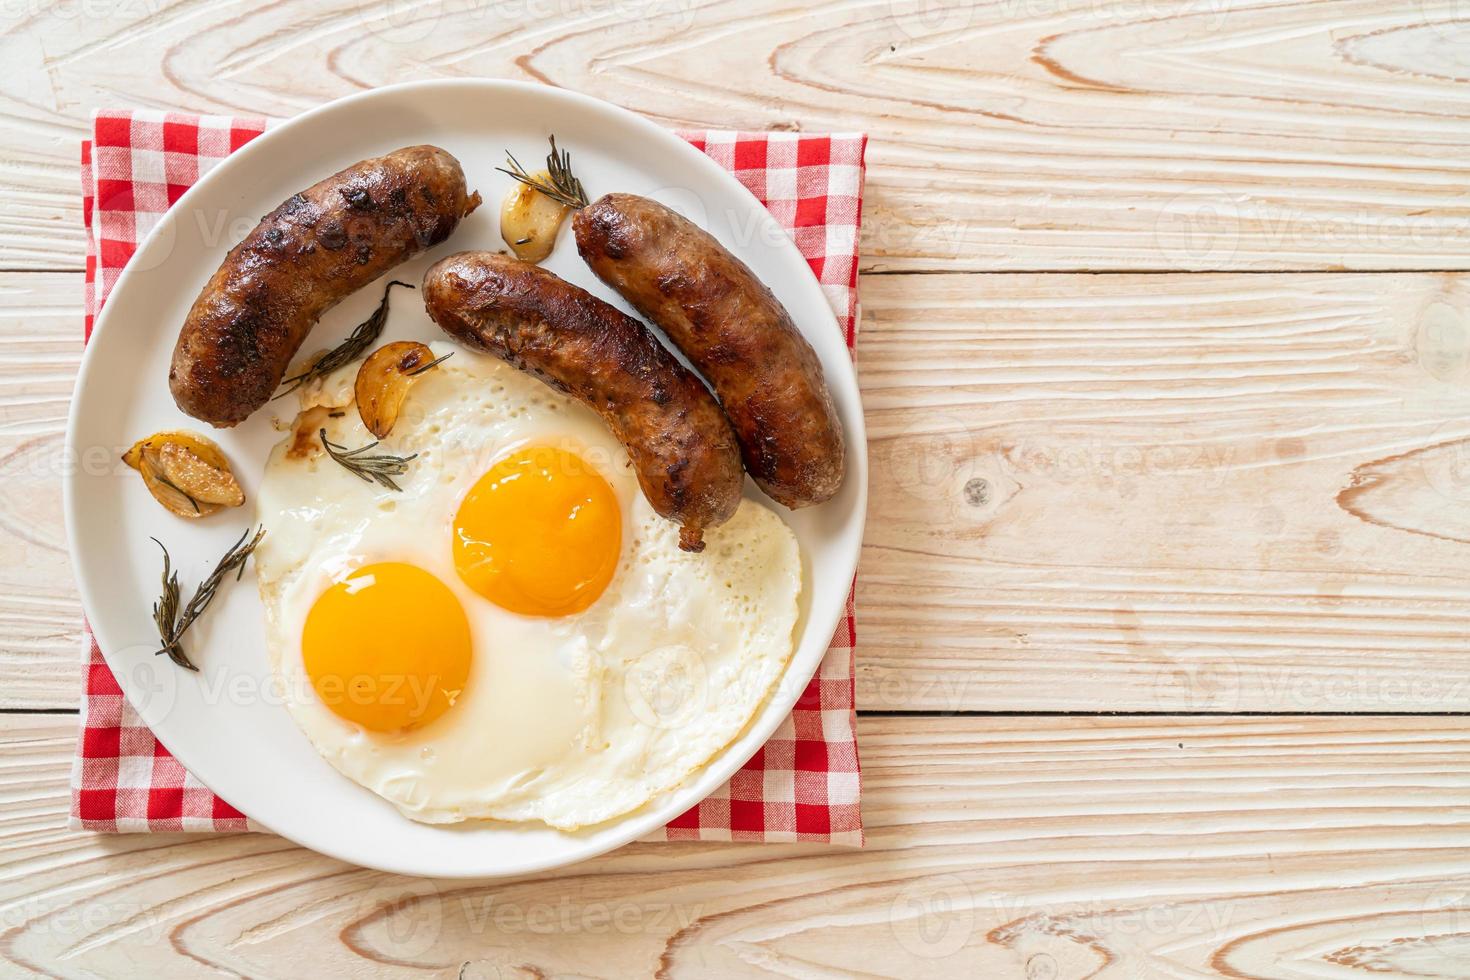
[156, 442, 245, 506]
[355, 341, 449, 439]
[123, 431, 244, 518]
[500, 170, 570, 263]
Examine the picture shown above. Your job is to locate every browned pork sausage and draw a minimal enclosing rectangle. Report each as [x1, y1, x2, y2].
[421, 252, 743, 552]
[169, 145, 481, 427]
[573, 193, 845, 509]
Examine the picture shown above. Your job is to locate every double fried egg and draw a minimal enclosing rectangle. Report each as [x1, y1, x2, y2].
[254, 342, 801, 829]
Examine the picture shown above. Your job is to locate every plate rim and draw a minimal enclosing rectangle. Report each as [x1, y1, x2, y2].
[63, 78, 868, 878]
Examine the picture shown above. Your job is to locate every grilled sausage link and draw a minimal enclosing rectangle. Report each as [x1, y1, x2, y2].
[169, 145, 481, 426]
[422, 252, 743, 552]
[573, 193, 845, 509]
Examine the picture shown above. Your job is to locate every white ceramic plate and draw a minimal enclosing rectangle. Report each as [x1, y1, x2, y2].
[64, 79, 866, 878]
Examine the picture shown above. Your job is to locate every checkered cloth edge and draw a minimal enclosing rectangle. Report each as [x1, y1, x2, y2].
[75, 110, 867, 845]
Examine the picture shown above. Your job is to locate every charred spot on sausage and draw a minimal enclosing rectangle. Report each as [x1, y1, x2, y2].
[655, 271, 695, 296]
[340, 186, 377, 211]
[317, 220, 348, 250]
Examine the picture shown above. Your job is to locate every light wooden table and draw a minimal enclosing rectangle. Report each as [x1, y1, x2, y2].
[5, 0, 1470, 976]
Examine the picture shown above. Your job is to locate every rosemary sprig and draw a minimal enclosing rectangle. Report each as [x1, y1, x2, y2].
[497, 135, 588, 210]
[152, 527, 266, 671]
[320, 429, 417, 491]
[407, 350, 453, 376]
[152, 470, 201, 514]
[275, 280, 414, 399]
[151, 538, 183, 667]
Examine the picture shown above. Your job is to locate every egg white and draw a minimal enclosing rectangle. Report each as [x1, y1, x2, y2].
[255, 342, 801, 829]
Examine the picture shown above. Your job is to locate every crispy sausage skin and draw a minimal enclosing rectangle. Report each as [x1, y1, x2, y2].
[169, 145, 481, 427]
[421, 252, 743, 552]
[573, 193, 845, 509]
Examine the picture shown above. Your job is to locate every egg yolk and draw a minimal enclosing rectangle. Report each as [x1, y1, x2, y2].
[453, 446, 621, 617]
[302, 562, 472, 733]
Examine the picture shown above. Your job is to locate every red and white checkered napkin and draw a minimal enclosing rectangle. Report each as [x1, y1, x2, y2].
[74, 109, 867, 845]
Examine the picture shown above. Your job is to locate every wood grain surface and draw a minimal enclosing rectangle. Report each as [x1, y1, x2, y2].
[5, 0, 1470, 271]
[861, 271, 1470, 712]
[0, 275, 80, 709]
[6, 713, 1470, 977]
